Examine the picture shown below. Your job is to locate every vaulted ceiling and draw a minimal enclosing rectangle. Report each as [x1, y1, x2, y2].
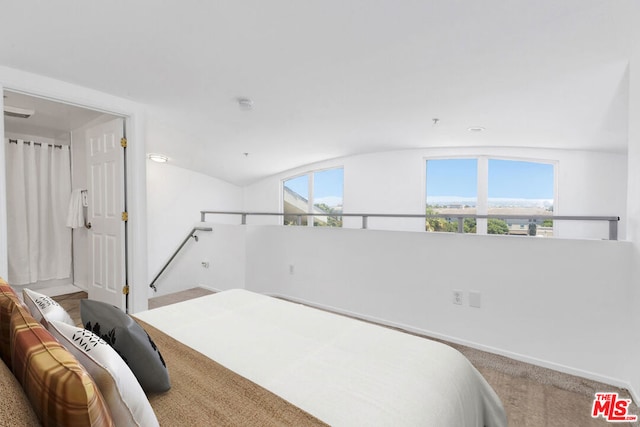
[0, 0, 632, 185]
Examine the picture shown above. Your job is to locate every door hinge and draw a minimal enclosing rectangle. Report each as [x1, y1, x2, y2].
[121, 211, 128, 221]
[121, 137, 127, 148]
[122, 285, 129, 295]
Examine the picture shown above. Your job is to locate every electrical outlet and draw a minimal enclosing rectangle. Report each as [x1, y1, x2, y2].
[452, 290, 464, 305]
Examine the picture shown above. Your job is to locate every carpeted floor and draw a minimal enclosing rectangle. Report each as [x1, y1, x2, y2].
[54, 289, 639, 427]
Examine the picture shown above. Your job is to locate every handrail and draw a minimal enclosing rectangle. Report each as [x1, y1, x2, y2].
[200, 210, 620, 240]
[149, 226, 213, 292]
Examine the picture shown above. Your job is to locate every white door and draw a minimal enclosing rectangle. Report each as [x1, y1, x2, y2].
[86, 118, 126, 309]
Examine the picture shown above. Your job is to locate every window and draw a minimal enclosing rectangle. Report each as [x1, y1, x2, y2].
[426, 159, 477, 233]
[488, 159, 554, 236]
[283, 168, 343, 227]
[283, 174, 310, 225]
[426, 158, 554, 236]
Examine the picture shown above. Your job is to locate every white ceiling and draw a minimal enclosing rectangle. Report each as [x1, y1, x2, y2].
[3, 91, 106, 142]
[0, 0, 632, 185]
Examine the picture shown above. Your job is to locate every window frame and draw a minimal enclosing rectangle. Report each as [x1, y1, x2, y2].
[281, 166, 344, 227]
[423, 155, 558, 236]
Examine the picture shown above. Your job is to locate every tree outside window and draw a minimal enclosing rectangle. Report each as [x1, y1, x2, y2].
[426, 158, 554, 236]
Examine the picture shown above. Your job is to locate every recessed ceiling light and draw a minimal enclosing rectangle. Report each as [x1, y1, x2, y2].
[468, 126, 485, 132]
[148, 153, 169, 163]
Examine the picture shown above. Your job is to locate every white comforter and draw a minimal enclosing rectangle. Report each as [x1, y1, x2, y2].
[135, 289, 507, 427]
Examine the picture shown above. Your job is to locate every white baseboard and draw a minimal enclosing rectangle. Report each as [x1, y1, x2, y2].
[197, 284, 224, 293]
[628, 385, 640, 407]
[73, 280, 88, 291]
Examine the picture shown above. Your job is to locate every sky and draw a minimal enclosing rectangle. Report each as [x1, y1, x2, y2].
[284, 159, 554, 208]
[284, 168, 344, 206]
[488, 159, 554, 199]
[427, 158, 554, 200]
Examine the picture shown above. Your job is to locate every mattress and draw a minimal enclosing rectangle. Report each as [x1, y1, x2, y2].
[135, 289, 507, 427]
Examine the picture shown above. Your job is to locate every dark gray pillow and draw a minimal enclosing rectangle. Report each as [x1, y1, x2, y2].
[80, 299, 170, 393]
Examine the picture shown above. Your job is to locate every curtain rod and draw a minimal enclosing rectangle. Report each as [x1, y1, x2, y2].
[7, 139, 65, 149]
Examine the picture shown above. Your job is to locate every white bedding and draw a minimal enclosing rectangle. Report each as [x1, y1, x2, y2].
[135, 289, 507, 427]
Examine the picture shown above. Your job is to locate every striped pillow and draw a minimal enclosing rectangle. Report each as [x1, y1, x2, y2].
[23, 288, 75, 328]
[10, 303, 114, 427]
[0, 279, 22, 367]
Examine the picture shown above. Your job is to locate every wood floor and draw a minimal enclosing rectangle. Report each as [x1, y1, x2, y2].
[54, 288, 639, 427]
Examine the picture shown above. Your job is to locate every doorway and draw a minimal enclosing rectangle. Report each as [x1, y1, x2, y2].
[3, 90, 127, 308]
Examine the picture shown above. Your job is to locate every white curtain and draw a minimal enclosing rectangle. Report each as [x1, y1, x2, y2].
[5, 139, 72, 285]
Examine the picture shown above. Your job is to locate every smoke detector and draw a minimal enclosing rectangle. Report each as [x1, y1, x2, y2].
[236, 97, 253, 111]
[4, 105, 35, 119]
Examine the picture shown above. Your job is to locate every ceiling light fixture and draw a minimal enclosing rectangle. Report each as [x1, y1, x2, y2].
[4, 105, 35, 119]
[148, 153, 169, 163]
[468, 126, 485, 132]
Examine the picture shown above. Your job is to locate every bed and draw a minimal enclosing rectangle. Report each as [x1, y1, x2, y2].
[135, 289, 507, 427]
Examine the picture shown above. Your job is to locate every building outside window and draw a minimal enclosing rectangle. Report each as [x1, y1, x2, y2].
[488, 159, 554, 236]
[283, 167, 343, 227]
[426, 158, 554, 236]
[425, 158, 477, 233]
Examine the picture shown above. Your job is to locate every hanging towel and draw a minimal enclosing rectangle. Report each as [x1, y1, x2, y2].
[66, 189, 85, 229]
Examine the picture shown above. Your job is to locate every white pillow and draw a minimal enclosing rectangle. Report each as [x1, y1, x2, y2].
[47, 320, 159, 427]
[22, 288, 74, 327]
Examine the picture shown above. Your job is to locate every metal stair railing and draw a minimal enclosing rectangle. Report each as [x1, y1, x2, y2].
[149, 226, 213, 292]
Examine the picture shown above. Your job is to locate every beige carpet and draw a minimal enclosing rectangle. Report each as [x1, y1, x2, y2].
[462, 345, 639, 427]
[55, 289, 639, 427]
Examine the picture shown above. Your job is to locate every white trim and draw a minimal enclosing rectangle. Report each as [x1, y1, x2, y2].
[477, 156, 489, 234]
[553, 161, 560, 238]
[197, 284, 227, 293]
[307, 171, 314, 227]
[0, 86, 8, 279]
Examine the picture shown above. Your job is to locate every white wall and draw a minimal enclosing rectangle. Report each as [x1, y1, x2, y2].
[70, 127, 89, 289]
[244, 146, 627, 240]
[5, 132, 57, 144]
[146, 161, 244, 296]
[237, 144, 633, 394]
[626, 0, 640, 404]
[243, 225, 633, 389]
[149, 223, 246, 297]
